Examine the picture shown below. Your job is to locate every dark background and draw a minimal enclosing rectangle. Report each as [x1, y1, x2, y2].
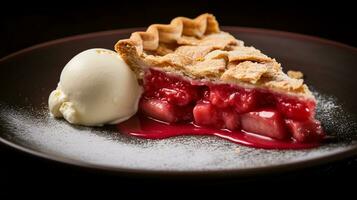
[1, 0, 357, 192]
[1, 0, 357, 58]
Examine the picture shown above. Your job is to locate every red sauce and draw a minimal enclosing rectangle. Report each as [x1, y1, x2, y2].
[117, 114, 320, 150]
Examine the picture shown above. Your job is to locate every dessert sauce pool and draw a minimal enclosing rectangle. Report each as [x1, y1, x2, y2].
[118, 114, 320, 149]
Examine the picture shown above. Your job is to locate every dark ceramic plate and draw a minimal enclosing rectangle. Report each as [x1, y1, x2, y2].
[1, 27, 357, 177]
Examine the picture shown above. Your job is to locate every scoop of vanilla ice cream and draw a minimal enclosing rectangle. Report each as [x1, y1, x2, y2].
[48, 48, 141, 126]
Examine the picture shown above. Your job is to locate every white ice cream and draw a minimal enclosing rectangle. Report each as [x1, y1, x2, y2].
[48, 48, 141, 126]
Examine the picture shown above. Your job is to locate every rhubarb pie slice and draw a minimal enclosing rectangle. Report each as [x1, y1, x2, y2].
[115, 13, 324, 143]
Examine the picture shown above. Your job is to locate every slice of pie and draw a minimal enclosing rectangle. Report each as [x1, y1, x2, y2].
[115, 13, 324, 143]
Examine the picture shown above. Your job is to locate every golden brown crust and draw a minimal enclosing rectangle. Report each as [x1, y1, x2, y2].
[115, 13, 314, 99]
[116, 13, 219, 54]
[287, 70, 304, 79]
[221, 61, 271, 84]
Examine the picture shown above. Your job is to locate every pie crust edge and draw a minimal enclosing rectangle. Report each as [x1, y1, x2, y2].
[115, 13, 314, 99]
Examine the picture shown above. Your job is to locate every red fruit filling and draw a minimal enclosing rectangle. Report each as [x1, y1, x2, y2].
[193, 101, 241, 130]
[140, 99, 193, 123]
[241, 109, 287, 140]
[140, 69, 324, 143]
[285, 119, 325, 142]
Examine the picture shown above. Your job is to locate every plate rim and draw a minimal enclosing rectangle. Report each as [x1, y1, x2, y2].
[1, 26, 357, 177]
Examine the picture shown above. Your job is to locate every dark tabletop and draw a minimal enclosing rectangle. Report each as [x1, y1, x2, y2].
[1, 0, 357, 190]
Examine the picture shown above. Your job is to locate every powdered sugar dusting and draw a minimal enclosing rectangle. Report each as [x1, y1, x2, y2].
[0, 90, 356, 171]
[314, 90, 357, 141]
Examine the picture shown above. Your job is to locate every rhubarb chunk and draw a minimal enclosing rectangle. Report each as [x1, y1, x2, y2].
[241, 109, 288, 139]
